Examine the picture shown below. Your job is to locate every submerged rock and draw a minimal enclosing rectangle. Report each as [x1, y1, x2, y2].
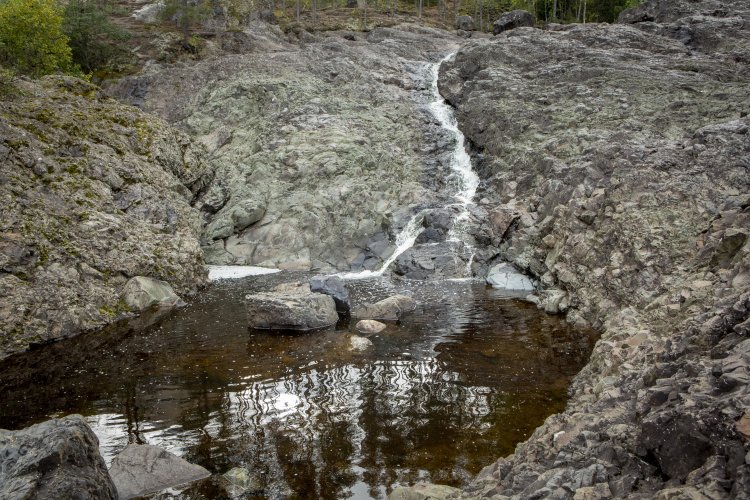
[0, 415, 116, 500]
[348, 334, 373, 352]
[388, 483, 461, 499]
[493, 10, 534, 35]
[356, 319, 386, 334]
[246, 283, 338, 331]
[220, 467, 263, 496]
[121, 276, 183, 312]
[486, 263, 535, 291]
[109, 444, 210, 500]
[309, 275, 351, 314]
[353, 295, 417, 321]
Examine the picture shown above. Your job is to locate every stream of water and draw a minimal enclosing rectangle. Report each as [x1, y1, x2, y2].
[341, 53, 479, 281]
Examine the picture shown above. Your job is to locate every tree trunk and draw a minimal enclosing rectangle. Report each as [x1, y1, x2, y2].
[296, 0, 300, 21]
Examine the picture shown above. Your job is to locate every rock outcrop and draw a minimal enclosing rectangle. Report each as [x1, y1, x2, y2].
[108, 23, 461, 272]
[0, 414, 117, 499]
[0, 76, 212, 360]
[437, 0, 750, 497]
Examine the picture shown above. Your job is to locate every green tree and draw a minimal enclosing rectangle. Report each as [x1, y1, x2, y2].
[161, 0, 213, 49]
[0, 0, 74, 76]
[62, 0, 131, 74]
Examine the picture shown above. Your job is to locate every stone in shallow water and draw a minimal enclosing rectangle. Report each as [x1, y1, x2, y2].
[486, 263, 535, 292]
[121, 276, 183, 312]
[246, 283, 338, 331]
[352, 295, 417, 321]
[109, 444, 210, 500]
[0, 415, 116, 500]
[349, 334, 374, 352]
[356, 319, 386, 334]
[221, 467, 263, 496]
[388, 483, 461, 500]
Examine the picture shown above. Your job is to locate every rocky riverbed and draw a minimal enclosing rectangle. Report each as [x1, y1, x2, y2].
[427, 0, 750, 497]
[1, 0, 749, 498]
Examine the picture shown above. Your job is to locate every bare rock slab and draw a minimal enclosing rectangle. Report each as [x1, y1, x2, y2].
[121, 276, 183, 312]
[246, 283, 338, 331]
[109, 444, 210, 500]
[352, 295, 417, 321]
[486, 263, 536, 291]
[0, 415, 117, 500]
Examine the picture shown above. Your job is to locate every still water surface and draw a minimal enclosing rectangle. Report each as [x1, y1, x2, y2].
[0, 273, 597, 499]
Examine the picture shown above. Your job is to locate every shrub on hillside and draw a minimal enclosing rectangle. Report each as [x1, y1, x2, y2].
[0, 0, 74, 76]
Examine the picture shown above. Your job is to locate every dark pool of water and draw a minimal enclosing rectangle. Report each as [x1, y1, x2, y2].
[0, 273, 598, 499]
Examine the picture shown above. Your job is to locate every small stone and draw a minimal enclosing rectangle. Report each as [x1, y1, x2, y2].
[736, 412, 750, 441]
[356, 319, 386, 334]
[121, 276, 182, 312]
[349, 335, 373, 352]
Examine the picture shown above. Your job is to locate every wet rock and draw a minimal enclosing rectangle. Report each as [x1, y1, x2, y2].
[456, 15, 475, 31]
[356, 319, 386, 334]
[349, 335, 373, 352]
[353, 295, 417, 321]
[221, 467, 262, 496]
[246, 283, 338, 331]
[0, 415, 116, 500]
[486, 263, 535, 291]
[388, 483, 461, 499]
[493, 10, 534, 35]
[109, 444, 210, 500]
[309, 275, 351, 314]
[121, 276, 183, 312]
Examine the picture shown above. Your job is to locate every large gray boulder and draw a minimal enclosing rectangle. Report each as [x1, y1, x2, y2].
[246, 283, 339, 331]
[493, 10, 534, 35]
[309, 275, 351, 313]
[109, 444, 210, 500]
[0, 415, 117, 500]
[121, 276, 183, 312]
[352, 294, 417, 321]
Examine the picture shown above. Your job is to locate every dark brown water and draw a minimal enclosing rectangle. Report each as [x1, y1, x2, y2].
[0, 273, 597, 499]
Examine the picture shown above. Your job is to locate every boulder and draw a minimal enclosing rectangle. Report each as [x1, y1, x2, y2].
[352, 294, 417, 321]
[109, 444, 210, 500]
[493, 10, 534, 35]
[309, 275, 351, 313]
[456, 15, 475, 31]
[121, 276, 183, 312]
[356, 319, 386, 334]
[246, 283, 338, 331]
[0, 415, 117, 500]
[486, 263, 535, 291]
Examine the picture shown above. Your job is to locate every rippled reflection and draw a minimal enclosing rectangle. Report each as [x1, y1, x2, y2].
[0, 274, 597, 499]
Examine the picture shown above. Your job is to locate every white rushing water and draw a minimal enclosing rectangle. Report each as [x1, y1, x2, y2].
[340, 51, 479, 280]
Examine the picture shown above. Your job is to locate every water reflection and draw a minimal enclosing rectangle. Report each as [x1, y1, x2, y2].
[0, 275, 597, 499]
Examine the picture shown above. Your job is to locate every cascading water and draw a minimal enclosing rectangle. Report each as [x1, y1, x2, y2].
[341, 51, 480, 280]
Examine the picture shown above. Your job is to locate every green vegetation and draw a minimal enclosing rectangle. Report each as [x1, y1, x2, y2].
[161, 0, 214, 48]
[0, 0, 73, 76]
[62, 0, 131, 74]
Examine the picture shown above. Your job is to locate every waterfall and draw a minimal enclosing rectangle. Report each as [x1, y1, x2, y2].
[340, 51, 479, 280]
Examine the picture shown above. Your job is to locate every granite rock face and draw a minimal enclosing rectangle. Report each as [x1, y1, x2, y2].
[108, 23, 462, 273]
[0, 76, 211, 360]
[436, 0, 750, 497]
[0, 414, 117, 500]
